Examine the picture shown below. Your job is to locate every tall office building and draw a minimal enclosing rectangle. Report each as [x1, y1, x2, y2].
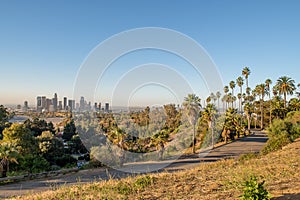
[105, 103, 109, 112]
[41, 96, 46, 109]
[53, 93, 58, 111]
[68, 99, 75, 111]
[80, 96, 85, 111]
[58, 101, 62, 111]
[63, 97, 67, 110]
[24, 101, 28, 111]
[37, 96, 42, 110]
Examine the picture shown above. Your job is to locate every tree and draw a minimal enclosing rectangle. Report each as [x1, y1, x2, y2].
[237, 93, 242, 113]
[288, 98, 300, 112]
[265, 79, 273, 125]
[2, 124, 38, 155]
[223, 108, 239, 142]
[275, 76, 296, 108]
[216, 91, 221, 111]
[242, 67, 251, 96]
[229, 81, 236, 97]
[255, 84, 267, 129]
[163, 104, 181, 132]
[236, 76, 244, 112]
[244, 102, 254, 131]
[183, 94, 201, 153]
[0, 142, 19, 177]
[62, 119, 77, 141]
[37, 131, 64, 164]
[0, 105, 11, 136]
[201, 103, 217, 148]
[224, 86, 230, 110]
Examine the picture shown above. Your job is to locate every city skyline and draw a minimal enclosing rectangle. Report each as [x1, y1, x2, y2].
[1, 1, 300, 105]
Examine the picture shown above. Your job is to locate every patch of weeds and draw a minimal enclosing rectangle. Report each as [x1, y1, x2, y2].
[240, 175, 271, 200]
[115, 181, 132, 195]
[133, 175, 154, 190]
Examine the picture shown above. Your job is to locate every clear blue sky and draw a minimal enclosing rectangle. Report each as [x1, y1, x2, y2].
[1, 0, 299, 106]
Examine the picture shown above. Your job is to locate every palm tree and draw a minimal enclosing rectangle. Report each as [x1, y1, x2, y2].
[209, 93, 216, 105]
[296, 83, 300, 99]
[255, 84, 267, 129]
[242, 67, 251, 96]
[0, 143, 19, 177]
[236, 76, 244, 112]
[265, 79, 272, 125]
[275, 76, 296, 108]
[244, 102, 254, 132]
[202, 103, 217, 148]
[237, 93, 242, 112]
[224, 86, 229, 110]
[216, 91, 221, 111]
[183, 94, 201, 154]
[229, 81, 236, 108]
[221, 95, 227, 112]
[229, 81, 236, 96]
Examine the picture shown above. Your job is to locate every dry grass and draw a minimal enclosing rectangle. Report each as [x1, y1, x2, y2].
[12, 139, 300, 200]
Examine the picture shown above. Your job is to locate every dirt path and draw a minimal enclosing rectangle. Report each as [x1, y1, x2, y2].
[0, 131, 268, 198]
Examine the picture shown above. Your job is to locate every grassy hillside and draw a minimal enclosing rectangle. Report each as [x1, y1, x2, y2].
[13, 139, 300, 200]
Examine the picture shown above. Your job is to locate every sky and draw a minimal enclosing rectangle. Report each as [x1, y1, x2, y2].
[0, 0, 300, 107]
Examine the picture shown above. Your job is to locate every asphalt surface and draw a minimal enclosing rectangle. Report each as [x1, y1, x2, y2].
[0, 131, 268, 198]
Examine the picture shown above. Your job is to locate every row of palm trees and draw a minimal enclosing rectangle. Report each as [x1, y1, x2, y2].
[183, 67, 300, 153]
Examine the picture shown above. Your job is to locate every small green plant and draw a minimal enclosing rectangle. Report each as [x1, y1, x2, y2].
[133, 175, 154, 190]
[240, 176, 270, 200]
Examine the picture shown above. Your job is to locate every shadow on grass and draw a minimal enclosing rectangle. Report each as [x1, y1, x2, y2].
[271, 193, 300, 200]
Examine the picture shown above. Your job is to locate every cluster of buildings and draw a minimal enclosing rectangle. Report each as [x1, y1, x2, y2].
[34, 93, 110, 113]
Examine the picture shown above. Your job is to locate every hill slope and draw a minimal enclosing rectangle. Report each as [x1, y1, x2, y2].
[13, 139, 300, 200]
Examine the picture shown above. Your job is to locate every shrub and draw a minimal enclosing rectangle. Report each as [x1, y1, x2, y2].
[240, 176, 270, 200]
[261, 132, 291, 155]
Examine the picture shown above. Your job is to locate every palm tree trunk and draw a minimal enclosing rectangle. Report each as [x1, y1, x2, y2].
[192, 125, 195, 154]
[269, 94, 272, 125]
[284, 92, 287, 108]
[247, 115, 251, 131]
[260, 99, 264, 130]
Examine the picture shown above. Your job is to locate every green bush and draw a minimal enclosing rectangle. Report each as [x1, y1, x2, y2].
[20, 154, 50, 174]
[262, 113, 300, 154]
[240, 176, 270, 200]
[261, 132, 291, 155]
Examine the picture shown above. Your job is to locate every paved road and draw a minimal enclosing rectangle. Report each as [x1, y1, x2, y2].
[0, 131, 267, 198]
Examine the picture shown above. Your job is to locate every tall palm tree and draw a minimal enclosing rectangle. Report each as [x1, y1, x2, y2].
[229, 81, 236, 96]
[242, 67, 251, 96]
[202, 103, 217, 148]
[237, 93, 242, 112]
[221, 95, 227, 112]
[229, 81, 236, 108]
[244, 102, 254, 132]
[224, 86, 229, 110]
[183, 94, 201, 154]
[236, 76, 244, 112]
[255, 84, 267, 129]
[296, 83, 300, 99]
[265, 79, 272, 125]
[0, 143, 19, 177]
[275, 76, 296, 108]
[216, 91, 221, 111]
[210, 92, 216, 105]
